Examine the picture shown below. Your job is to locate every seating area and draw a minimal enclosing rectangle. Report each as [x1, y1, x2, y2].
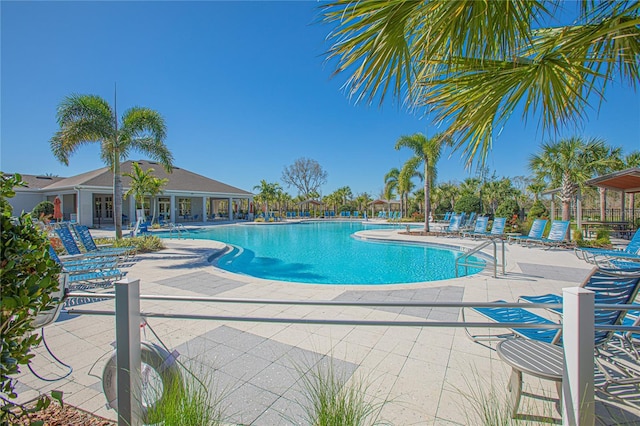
[463, 265, 640, 416]
[49, 223, 137, 291]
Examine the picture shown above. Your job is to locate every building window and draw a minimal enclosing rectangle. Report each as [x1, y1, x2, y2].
[159, 197, 170, 220]
[178, 198, 191, 218]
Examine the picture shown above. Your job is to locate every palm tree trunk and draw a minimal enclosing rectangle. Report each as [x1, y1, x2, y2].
[113, 159, 123, 239]
[424, 158, 430, 232]
[599, 188, 606, 220]
[560, 172, 574, 222]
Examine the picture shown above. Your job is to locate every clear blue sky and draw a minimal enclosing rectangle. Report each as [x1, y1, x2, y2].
[2, 1, 638, 197]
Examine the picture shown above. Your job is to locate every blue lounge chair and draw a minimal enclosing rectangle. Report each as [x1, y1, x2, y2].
[49, 246, 125, 289]
[575, 228, 640, 264]
[468, 217, 506, 239]
[461, 216, 489, 239]
[73, 225, 136, 257]
[437, 214, 463, 236]
[508, 219, 548, 245]
[465, 267, 640, 345]
[524, 220, 570, 248]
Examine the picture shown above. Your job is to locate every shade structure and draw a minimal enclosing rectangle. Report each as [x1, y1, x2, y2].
[586, 167, 640, 193]
[53, 196, 63, 221]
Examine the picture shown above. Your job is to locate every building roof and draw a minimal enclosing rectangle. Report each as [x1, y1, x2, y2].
[16, 160, 253, 196]
[585, 167, 640, 194]
[9, 174, 66, 190]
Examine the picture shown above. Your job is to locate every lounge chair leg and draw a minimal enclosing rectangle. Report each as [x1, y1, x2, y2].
[508, 368, 522, 418]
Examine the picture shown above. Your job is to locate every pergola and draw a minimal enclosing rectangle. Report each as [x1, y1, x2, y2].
[368, 199, 401, 216]
[585, 167, 640, 223]
[296, 199, 323, 212]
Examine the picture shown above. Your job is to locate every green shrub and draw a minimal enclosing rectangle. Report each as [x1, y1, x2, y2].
[495, 199, 519, 219]
[1, 173, 63, 422]
[434, 202, 452, 216]
[526, 200, 548, 219]
[455, 195, 481, 213]
[595, 227, 611, 241]
[95, 235, 165, 253]
[30, 201, 55, 220]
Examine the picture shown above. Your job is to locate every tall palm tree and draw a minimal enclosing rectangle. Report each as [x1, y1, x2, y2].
[50, 94, 173, 238]
[395, 132, 452, 231]
[253, 180, 281, 215]
[437, 182, 459, 213]
[124, 162, 157, 222]
[322, 1, 639, 166]
[399, 157, 422, 217]
[529, 137, 618, 221]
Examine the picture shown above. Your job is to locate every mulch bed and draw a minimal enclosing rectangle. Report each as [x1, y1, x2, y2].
[14, 401, 115, 426]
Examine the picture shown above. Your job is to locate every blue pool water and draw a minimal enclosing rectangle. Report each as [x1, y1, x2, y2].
[184, 222, 484, 285]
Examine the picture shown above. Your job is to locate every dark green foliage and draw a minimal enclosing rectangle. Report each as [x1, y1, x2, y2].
[596, 228, 611, 241]
[31, 201, 55, 220]
[434, 202, 451, 216]
[526, 200, 548, 219]
[495, 199, 519, 218]
[455, 195, 481, 213]
[1, 173, 64, 422]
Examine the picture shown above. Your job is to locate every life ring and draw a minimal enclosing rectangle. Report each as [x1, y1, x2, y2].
[31, 273, 68, 329]
[102, 342, 182, 423]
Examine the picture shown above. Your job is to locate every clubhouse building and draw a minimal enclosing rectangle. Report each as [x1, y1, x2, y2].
[8, 160, 254, 227]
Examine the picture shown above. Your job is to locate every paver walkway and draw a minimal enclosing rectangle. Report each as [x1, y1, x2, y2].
[14, 225, 640, 425]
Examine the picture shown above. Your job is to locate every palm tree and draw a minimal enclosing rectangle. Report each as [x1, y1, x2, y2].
[437, 182, 459, 214]
[529, 137, 618, 221]
[253, 180, 281, 216]
[395, 132, 452, 231]
[322, 1, 639, 165]
[399, 157, 422, 217]
[527, 181, 548, 203]
[124, 162, 168, 224]
[124, 162, 153, 221]
[50, 94, 173, 238]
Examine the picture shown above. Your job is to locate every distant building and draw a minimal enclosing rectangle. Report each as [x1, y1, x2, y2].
[8, 160, 254, 226]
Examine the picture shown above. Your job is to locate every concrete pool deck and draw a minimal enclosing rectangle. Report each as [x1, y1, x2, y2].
[14, 223, 640, 425]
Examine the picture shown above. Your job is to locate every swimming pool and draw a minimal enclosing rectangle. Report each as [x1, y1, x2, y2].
[184, 221, 484, 285]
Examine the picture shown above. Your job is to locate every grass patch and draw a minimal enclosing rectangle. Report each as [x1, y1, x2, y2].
[296, 357, 388, 426]
[145, 363, 228, 426]
[456, 366, 559, 425]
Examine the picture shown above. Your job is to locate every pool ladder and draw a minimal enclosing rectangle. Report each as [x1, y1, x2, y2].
[168, 223, 191, 239]
[455, 238, 506, 278]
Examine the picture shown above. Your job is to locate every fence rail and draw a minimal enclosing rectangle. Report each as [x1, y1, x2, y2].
[64, 282, 640, 426]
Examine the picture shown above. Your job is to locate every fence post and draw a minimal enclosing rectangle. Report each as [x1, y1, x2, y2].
[115, 278, 142, 426]
[562, 287, 595, 426]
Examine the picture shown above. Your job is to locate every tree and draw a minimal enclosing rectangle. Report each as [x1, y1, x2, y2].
[281, 158, 328, 198]
[398, 157, 422, 217]
[322, 1, 639, 166]
[50, 94, 173, 238]
[124, 162, 168, 224]
[395, 132, 452, 231]
[253, 180, 281, 215]
[529, 137, 618, 221]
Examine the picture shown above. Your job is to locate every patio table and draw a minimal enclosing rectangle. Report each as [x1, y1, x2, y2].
[496, 339, 563, 417]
